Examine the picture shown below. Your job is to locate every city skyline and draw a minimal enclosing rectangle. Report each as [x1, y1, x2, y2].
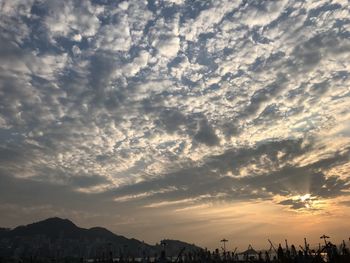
[1, 0, 350, 250]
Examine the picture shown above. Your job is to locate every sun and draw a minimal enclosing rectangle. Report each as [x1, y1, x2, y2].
[299, 193, 311, 202]
[293, 193, 327, 212]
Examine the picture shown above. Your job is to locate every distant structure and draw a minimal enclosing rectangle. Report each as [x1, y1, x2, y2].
[220, 238, 228, 260]
[220, 239, 228, 252]
[320, 234, 330, 245]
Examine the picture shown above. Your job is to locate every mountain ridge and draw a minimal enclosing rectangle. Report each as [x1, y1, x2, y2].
[0, 217, 201, 258]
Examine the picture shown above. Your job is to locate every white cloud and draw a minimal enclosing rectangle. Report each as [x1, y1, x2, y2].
[45, 0, 101, 42]
[121, 50, 150, 77]
[94, 19, 131, 52]
[29, 53, 69, 81]
[0, 0, 35, 17]
[155, 36, 180, 58]
[233, 1, 288, 27]
[179, 1, 240, 41]
[149, 15, 180, 59]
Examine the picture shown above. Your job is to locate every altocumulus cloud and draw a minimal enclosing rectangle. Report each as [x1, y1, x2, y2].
[0, 0, 350, 229]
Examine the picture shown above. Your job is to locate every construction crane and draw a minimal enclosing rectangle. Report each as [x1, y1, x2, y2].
[268, 239, 277, 253]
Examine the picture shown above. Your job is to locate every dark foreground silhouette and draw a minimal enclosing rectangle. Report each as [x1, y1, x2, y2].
[0, 218, 349, 263]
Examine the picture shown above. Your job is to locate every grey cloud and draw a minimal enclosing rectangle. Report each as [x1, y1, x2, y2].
[240, 74, 288, 119]
[243, 166, 349, 200]
[110, 139, 350, 210]
[305, 3, 342, 24]
[290, 44, 322, 71]
[339, 200, 350, 207]
[0, 173, 102, 209]
[0, 38, 32, 127]
[157, 109, 188, 134]
[0, 172, 133, 229]
[89, 52, 117, 91]
[2, 138, 348, 212]
[193, 119, 219, 146]
[248, 51, 285, 73]
[253, 103, 284, 125]
[0, 133, 112, 192]
[68, 174, 110, 188]
[87, 52, 127, 111]
[278, 199, 312, 210]
[252, 102, 303, 125]
[154, 108, 220, 146]
[110, 139, 296, 199]
[309, 81, 329, 96]
[289, 32, 350, 72]
[221, 122, 240, 138]
[234, 30, 350, 124]
[0, 145, 26, 164]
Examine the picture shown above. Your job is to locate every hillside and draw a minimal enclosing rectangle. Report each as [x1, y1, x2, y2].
[0, 217, 202, 259]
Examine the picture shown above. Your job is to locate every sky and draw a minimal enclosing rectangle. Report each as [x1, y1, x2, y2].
[0, 0, 350, 250]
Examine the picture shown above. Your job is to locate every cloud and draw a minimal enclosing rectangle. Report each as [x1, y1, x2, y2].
[233, 0, 288, 27]
[340, 200, 350, 207]
[289, 31, 350, 73]
[193, 118, 219, 146]
[94, 22, 131, 52]
[109, 139, 350, 209]
[157, 109, 187, 134]
[278, 199, 313, 210]
[179, 0, 240, 41]
[148, 14, 180, 59]
[69, 174, 110, 188]
[44, 0, 101, 42]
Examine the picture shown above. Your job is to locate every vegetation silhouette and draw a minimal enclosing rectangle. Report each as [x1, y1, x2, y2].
[0, 218, 349, 263]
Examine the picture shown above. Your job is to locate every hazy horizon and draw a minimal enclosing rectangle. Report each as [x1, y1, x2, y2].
[1, 0, 350, 251]
[1, 215, 350, 251]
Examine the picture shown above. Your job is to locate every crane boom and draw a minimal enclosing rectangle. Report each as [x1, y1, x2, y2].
[268, 239, 277, 253]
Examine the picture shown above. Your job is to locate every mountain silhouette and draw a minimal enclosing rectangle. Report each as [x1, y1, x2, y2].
[2, 217, 150, 251]
[0, 217, 201, 259]
[9, 217, 82, 239]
